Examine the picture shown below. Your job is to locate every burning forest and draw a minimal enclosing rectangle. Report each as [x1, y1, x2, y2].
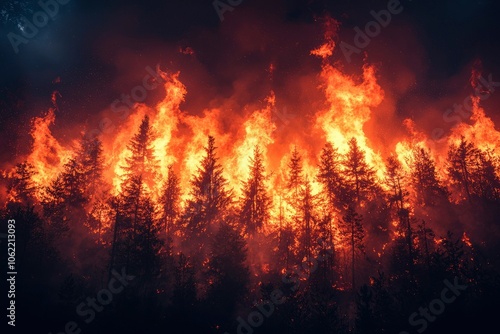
[1, 0, 500, 333]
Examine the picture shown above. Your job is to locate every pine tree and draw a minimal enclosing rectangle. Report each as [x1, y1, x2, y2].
[87, 198, 111, 245]
[343, 138, 377, 206]
[42, 157, 86, 220]
[42, 175, 70, 241]
[409, 147, 448, 206]
[315, 214, 337, 284]
[287, 146, 304, 203]
[110, 175, 143, 272]
[60, 157, 87, 208]
[6, 161, 36, 206]
[40, 144, 104, 271]
[278, 147, 305, 268]
[447, 137, 481, 204]
[109, 116, 161, 278]
[161, 165, 181, 238]
[205, 222, 250, 324]
[182, 136, 231, 249]
[435, 231, 467, 276]
[275, 188, 295, 271]
[42, 135, 106, 240]
[109, 174, 164, 291]
[339, 205, 364, 290]
[78, 136, 104, 201]
[117, 115, 158, 237]
[132, 195, 164, 279]
[416, 220, 435, 269]
[298, 178, 315, 263]
[277, 222, 295, 272]
[385, 156, 413, 270]
[474, 150, 500, 202]
[317, 142, 348, 209]
[316, 142, 344, 268]
[239, 146, 271, 234]
[122, 115, 157, 185]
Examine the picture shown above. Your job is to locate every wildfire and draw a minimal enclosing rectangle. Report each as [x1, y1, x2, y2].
[448, 95, 500, 154]
[3, 6, 499, 334]
[314, 62, 386, 180]
[462, 232, 473, 248]
[2, 18, 499, 258]
[27, 107, 73, 200]
[226, 92, 276, 196]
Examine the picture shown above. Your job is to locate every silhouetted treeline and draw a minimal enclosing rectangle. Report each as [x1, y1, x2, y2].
[1, 115, 499, 333]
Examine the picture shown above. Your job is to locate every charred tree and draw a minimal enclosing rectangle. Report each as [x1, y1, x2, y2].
[340, 205, 365, 291]
[239, 146, 271, 234]
[385, 156, 414, 271]
[181, 135, 232, 263]
[343, 138, 377, 207]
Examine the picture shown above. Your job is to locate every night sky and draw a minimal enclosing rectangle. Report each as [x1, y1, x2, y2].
[1, 0, 500, 164]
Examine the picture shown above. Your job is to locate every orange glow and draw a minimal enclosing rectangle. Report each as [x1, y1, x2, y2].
[27, 106, 73, 200]
[448, 95, 500, 154]
[462, 232, 473, 248]
[314, 61, 386, 180]
[4, 24, 495, 262]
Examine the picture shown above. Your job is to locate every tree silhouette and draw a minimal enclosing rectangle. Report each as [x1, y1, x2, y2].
[317, 142, 348, 209]
[239, 146, 271, 234]
[474, 150, 500, 202]
[385, 156, 414, 271]
[161, 165, 181, 239]
[287, 146, 304, 204]
[78, 136, 105, 202]
[435, 231, 467, 276]
[416, 220, 435, 269]
[409, 146, 448, 206]
[122, 115, 158, 186]
[316, 142, 344, 266]
[42, 175, 70, 242]
[181, 135, 232, 263]
[109, 115, 161, 280]
[447, 137, 484, 204]
[298, 178, 316, 263]
[279, 147, 306, 268]
[6, 161, 36, 206]
[204, 222, 250, 326]
[343, 138, 377, 206]
[3, 105, 500, 334]
[339, 205, 365, 291]
[110, 174, 144, 272]
[134, 195, 164, 278]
